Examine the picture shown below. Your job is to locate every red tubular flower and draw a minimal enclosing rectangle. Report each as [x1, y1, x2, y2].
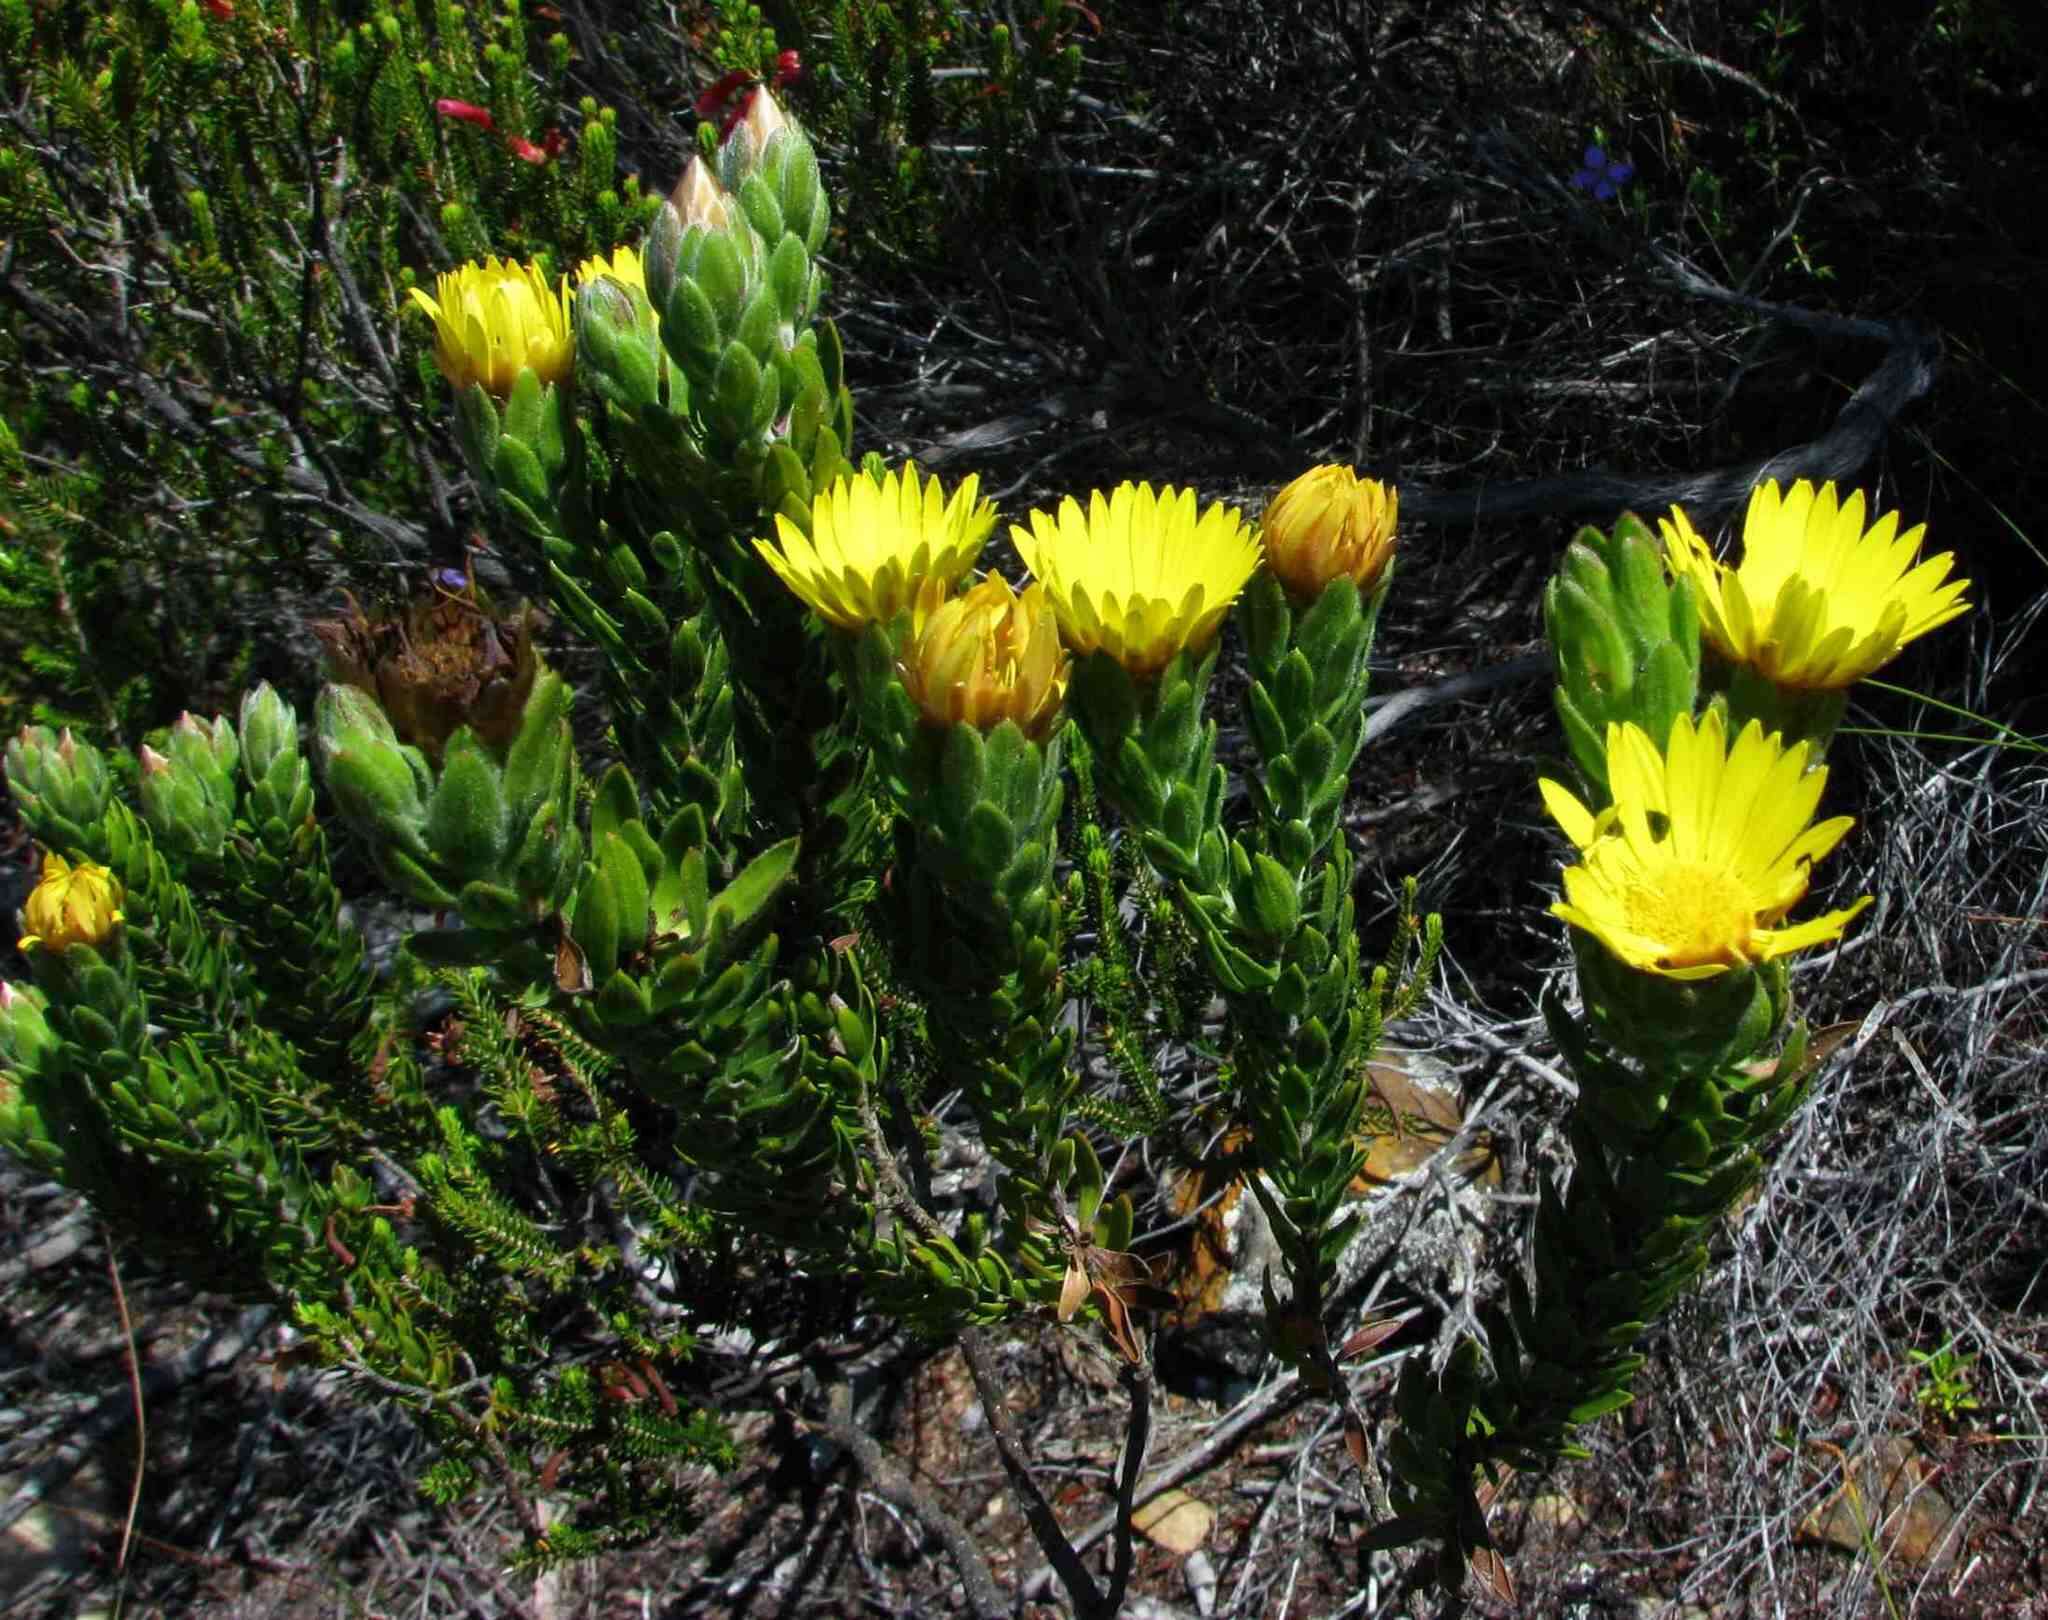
[694, 67, 754, 121]
[202, 0, 235, 18]
[506, 135, 548, 164]
[436, 98, 497, 131]
[773, 49, 802, 87]
[719, 90, 758, 138]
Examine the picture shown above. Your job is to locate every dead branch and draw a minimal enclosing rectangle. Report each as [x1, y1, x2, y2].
[813, 1380, 1008, 1620]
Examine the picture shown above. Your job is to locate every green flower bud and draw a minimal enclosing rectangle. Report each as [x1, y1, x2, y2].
[575, 273, 662, 412]
[653, 172, 769, 401]
[237, 682, 301, 785]
[716, 88, 793, 190]
[0, 981, 67, 1179]
[0, 978, 58, 1077]
[773, 139, 828, 256]
[166, 709, 238, 786]
[232, 683, 316, 834]
[137, 741, 232, 862]
[1545, 514, 1699, 805]
[5, 726, 114, 855]
[314, 683, 433, 860]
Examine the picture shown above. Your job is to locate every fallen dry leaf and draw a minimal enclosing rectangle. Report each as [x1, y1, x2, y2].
[1132, 1488, 1215, 1555]
[1350, 1059, 1501, 1194]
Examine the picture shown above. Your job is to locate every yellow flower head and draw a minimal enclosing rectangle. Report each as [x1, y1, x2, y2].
[1662, 480, 1971, 690]
[1260, 465, 1399, 598]
[17, 852, 124, 954]
[1012, 483, 1262, 676]
[573, 244, 646, 297]
[406, 256, 572, 396]
[755, 464, 996, 632]
[900, 576, 1069, 739]
[1539, 710, 1871, 979]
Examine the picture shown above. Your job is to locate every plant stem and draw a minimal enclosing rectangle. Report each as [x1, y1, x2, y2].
[959, 1325, 1107, 1616]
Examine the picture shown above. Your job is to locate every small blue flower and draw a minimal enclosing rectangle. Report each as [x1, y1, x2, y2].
[1570, 145, 1635, 201]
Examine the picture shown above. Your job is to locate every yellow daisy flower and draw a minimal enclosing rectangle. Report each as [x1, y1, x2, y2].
[755, 465, 996, 632]
[899, 576, 1069, 739]
[1539, 710, 1870, 979]
[407, 256, 572, 396]
[1012, 482, 1262, 676]
[17, 852, 124, 953]
[1662, 480, 1971, 690]
[1260, 464, 1399, 598]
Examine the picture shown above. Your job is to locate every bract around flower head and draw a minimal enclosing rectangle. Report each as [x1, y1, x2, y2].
[1540, 708, 1871, 979]
[1661, 479, 1971, 690]
[1011, 482, 1262, 676]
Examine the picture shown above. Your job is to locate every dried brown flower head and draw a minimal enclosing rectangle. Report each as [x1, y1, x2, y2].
[311, 571, 543, 761]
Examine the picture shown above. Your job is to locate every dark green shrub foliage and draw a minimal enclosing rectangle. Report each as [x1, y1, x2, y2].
[0, 0, 659, 732]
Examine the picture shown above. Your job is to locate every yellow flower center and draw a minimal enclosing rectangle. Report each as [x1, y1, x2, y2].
[1621, 858, 1753, 970]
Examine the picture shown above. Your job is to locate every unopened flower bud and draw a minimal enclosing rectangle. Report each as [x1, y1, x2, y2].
[237, 682, 301, 785]
[720, 88, 797, 191]
[740, 86, 789, 151]
[1260, 465, 1399, 600]
[670, 155, 732, 233]
[575, 270, 662, 410]
[900, 576, 1068, 740]
[167, 710, 240, 784]
[5, 724, 114, 854]
[138, 713, 239, 861]
[0, 979, 56, 1070]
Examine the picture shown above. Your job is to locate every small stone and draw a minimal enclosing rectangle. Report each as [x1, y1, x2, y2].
[1797, 1436, 1959, 1567]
